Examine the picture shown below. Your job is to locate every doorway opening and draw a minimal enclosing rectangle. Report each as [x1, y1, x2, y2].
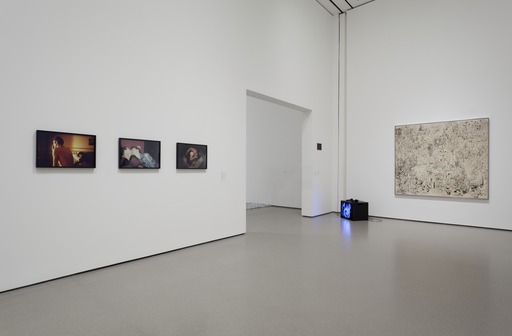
[246, 90, 312, 213]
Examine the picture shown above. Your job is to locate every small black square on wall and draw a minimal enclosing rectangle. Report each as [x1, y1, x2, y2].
[317, 143, 322, 150]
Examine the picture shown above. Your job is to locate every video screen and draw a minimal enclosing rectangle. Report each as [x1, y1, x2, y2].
[341, 202, 352, 219]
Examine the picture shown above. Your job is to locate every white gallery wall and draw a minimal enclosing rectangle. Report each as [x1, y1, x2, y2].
[246, 2, 339, 216]
[342, 0, 512, 229]
[246, 94, 307, 209]
[0, 0, 338, 292]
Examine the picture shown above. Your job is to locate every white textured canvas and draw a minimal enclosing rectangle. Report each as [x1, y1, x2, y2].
[395, 118, 489, 199]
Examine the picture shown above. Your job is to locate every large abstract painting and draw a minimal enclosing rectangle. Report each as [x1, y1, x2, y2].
[395, 118, 489, 199]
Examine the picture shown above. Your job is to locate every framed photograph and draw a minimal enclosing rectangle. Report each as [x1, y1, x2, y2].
[119, 138, 161, 169]
[395, 118, 489, 199]
[176, 143, 207, 169]
[36, 130, 96, 168]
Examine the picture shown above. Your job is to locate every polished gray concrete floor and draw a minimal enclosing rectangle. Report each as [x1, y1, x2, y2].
[1, 207, 512, 335]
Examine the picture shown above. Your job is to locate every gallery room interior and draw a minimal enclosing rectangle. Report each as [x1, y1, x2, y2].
[1, 0, 511, 335]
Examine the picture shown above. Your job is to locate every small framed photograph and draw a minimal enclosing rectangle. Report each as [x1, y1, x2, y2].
[36, 130, 96, 168]
[176, 143, 207, 169]
[119, 138, 161, 169]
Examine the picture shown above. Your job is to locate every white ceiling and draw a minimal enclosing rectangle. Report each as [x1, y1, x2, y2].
[315, 0, 376, 15]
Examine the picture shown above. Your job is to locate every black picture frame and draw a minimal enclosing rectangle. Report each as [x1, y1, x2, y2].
[119, 138, 161, 169]
[176, 143, 207, 169]
[36, 130, 96, 168]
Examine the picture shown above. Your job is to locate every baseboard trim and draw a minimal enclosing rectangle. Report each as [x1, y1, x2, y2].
[371, 215, 512, 232]
[329, 211, 512, 232]
[271, 205, 301, 210]
[0, 233, 245, 295]
[302, 211, 334, 218]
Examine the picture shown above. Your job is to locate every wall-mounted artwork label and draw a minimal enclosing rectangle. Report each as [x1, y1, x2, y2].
[176, 143, 207, 169]
[36, 130, 96, 168]
[395, 118, 489, 199]
[119, 138, 161, 169]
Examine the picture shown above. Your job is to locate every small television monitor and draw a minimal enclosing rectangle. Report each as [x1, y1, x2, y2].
[340, 199, 368, 221]
[36, 130, 96, 168]
[341, 201, 352, 219]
